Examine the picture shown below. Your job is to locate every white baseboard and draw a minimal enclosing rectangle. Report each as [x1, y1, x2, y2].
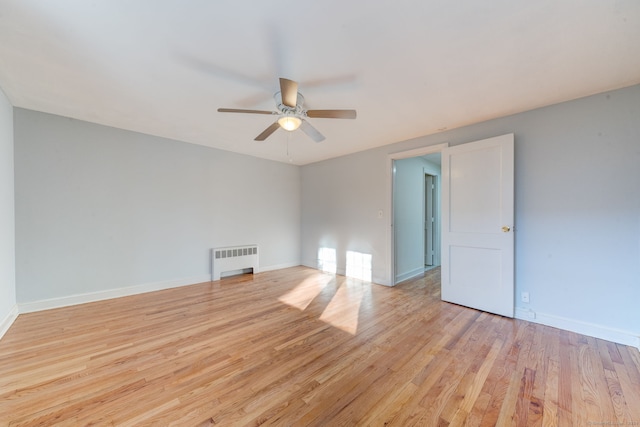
[373, 275, 392, 287]
[0, 304, 19, 340]
[515, 307, 640, 350]
[300, 260, 390, 287]
[300, 260, 344, 276]
[26, 269, 634, 350]
[395, 267, 425, 284]
[217, 263, 301, 280]
[18, 275, 212, 314]
[18, 263, 302, 314]
[259, 262, 301, 273]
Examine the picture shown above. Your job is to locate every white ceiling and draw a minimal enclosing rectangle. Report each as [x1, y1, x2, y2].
[1, 1, 639, 165]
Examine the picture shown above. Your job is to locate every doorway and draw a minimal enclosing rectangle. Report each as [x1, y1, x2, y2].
[390, 145, 445, 285]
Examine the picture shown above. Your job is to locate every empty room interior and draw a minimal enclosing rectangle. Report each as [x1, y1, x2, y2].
[1, 1, 639, 425]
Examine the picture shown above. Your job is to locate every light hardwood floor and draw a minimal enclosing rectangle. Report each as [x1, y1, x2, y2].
[1, 267, 639, 426]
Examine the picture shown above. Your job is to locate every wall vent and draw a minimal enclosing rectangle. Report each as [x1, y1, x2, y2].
[211, 245, 259, 281]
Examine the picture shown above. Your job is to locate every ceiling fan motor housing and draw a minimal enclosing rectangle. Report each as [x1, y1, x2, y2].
[275, 92, 306, 117]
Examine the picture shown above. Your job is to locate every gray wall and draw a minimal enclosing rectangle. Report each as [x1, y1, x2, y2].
[14, 109, 301, 304]
[301, 149, 390, 282]
[0, 88, 16, 331]
[301, 84, 640, 344]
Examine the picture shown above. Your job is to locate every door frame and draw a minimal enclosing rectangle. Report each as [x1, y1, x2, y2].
[388, 143, 448, 286]
[424, 172, 436, 267]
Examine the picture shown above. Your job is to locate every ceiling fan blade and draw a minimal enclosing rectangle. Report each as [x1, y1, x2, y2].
[218, 108, 275, 115]
[300, 119, 325, 143]
[254, 122, 281, 141]
[279, 78, 299, 108]
[306, 109, 357, 119]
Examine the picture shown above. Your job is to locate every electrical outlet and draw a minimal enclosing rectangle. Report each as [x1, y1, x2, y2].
[521, 292, 530, 303]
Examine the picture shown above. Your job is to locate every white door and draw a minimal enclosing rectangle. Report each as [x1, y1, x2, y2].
[441, 134, 514, 317]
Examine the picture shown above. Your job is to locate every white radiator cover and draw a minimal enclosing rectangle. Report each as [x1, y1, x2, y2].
[211, 245, 259, 281]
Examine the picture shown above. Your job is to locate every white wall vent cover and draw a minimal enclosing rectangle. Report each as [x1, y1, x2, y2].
[211, 245, 259, 281]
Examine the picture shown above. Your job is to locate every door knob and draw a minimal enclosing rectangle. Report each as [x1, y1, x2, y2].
[502, 226, 511, 232]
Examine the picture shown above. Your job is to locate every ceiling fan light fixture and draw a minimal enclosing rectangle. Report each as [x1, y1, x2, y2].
[278, 116, 302, 131]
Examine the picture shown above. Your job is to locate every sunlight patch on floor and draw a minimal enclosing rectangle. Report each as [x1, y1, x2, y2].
[278, 275, 331, 311]
[280, 248, 372, 335]
[319, 279, 365, 335]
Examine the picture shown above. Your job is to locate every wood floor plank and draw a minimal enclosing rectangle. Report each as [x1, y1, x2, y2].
[448, 337, 504, 426]
[540, 328, 560, 427]
[612, 346, 640, 422]
[0, 266, 638, 426]
[495, 321, 536, 426]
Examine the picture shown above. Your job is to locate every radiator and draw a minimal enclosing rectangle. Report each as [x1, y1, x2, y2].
[211, 245, 259, 281]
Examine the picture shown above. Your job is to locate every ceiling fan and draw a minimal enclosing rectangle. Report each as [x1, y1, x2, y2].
[218, 78, 356, 142]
